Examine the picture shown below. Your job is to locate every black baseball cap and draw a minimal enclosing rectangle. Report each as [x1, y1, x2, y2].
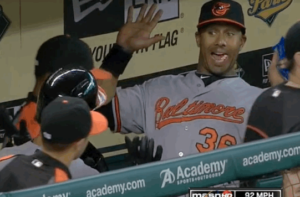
[35, 35, 112, 80]
[197, 0, 245, 31]
[40, 96, 108, 144]
[285, 21, 300, 61]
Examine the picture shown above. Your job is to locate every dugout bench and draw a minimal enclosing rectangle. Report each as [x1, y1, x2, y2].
[1, 132, 295, 197]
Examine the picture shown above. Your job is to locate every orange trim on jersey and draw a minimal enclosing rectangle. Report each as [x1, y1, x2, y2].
[0, 155, 15, 162]
[54, 168, 69, 183]
[90, 68, 112, 80]
[247, 125, 269, 139]
[197, 18, 245, 29]
[16, 102, 40, 139]
[114, 94, 121, 132]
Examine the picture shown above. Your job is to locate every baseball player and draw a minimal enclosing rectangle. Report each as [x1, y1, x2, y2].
[0, 35, 115, 173]
[98, 0, 266, 188]
[0, 67, 109, 178]
[1, 2, 164, 167]
[244, 21, 300, 197]
[2, 3, 164, 142]
[0, 96, 108, 192]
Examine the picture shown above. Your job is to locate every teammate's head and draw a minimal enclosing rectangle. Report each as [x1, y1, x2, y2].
[35, 66, 111, 124]
[40, 96, 107, 160]
[195, 0, 246, 76]
[34, 35, 94, 80]
[284, 21, 300, 73]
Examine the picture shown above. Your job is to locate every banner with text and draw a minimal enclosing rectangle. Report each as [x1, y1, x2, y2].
[4, 132, 300, 197]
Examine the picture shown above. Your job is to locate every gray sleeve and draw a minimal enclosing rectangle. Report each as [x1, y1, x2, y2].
[111, 84, 146, 134]
[69, 158, 99, 179]
[0, 157, 16, 172]
[0, 147, 19, 158]
[0, 142, 38, 158]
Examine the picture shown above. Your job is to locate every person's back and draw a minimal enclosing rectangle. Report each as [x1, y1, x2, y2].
[244, 21, 300, 197]
[0, 66, 112, 176]
[245, 82, 300, 140]
[0, 141, 99, 179]
[0, 151, 72, 192]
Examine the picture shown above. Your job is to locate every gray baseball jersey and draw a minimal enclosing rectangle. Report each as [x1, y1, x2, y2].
[112, 71, 263, 190]
[0, 141, 99, 179]
[113, 71, 263, 159]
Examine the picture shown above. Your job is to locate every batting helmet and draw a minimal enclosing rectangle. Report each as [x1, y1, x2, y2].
[36, 67, 108, 123]
[35, 66, 110, 172]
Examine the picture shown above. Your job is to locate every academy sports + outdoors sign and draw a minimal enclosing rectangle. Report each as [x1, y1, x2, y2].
[3, 132, 300, 197]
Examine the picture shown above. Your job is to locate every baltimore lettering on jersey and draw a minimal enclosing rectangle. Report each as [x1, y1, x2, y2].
[155, 98, 245, 129]
[160, 159, 228, 188]
[90, 30, 179, 63]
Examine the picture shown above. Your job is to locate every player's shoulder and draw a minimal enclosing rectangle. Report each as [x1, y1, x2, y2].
[70, 158, 99, 178]
[253, 83, 285, 104]
[0, 141, 38, 157]
[142, 70, 194, 86]
[228, 78, 264, 95]
[258, 82, 287, 96]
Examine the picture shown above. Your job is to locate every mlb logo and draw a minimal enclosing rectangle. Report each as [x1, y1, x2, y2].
[261, 53, 274, 77]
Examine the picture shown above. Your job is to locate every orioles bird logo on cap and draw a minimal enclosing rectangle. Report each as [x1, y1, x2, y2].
[212, 2, 231, 16]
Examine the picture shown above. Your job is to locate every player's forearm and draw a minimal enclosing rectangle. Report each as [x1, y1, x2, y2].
[98, 44, 132, 104]
[268, 52, 285, 87]
[96, 73, 118, 104]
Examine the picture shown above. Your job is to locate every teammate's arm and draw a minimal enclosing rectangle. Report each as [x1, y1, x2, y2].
[268, 52, 285, 87]
[97, 84, 146, 134]
[98, 86, 163, 165]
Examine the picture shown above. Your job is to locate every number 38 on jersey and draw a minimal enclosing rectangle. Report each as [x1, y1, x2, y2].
[196, 127, 237, 153]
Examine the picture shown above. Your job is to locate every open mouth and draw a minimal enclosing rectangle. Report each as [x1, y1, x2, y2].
[211, 52, 228, 63]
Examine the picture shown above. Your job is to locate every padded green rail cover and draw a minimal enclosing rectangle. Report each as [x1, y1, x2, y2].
[4, 132, 300, 197]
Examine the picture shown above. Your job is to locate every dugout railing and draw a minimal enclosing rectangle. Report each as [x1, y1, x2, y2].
[97, 143, 283, 188]
[2, 132, 297, 197]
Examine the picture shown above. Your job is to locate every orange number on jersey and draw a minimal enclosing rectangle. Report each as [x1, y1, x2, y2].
[218, 134, 237, 149]
[196, 127, 237, 153]
[196, 128, 218, 152]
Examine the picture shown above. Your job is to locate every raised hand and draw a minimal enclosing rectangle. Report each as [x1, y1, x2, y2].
[268, 51, 286, 86]
[116, 4, 165, 53]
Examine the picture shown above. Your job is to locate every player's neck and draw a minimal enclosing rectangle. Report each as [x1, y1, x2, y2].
[197, 65, 236, 76]
[41, 149, 74, 167]
[32, 81, 44, 97]
[33, 135, 43, 147]
[32, 74, 50, 97]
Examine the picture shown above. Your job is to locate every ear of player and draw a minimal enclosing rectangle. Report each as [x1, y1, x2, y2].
[125, 136, 163, 165]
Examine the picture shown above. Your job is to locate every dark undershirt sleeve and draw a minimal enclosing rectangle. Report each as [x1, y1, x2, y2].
[244, 126, 265, 143]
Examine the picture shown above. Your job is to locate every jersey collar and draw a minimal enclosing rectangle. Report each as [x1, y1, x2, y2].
[195, 72, 238, 86]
